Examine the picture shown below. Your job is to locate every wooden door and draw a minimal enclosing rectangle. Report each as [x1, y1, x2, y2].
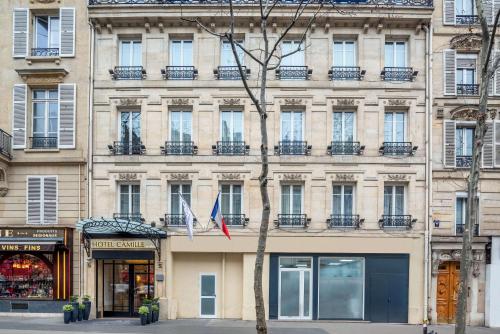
[436, 261, 460, 323]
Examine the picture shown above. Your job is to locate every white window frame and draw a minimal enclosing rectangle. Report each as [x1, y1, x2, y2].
[384, 41, 407, 67]
[384, 184, 406, 215]
[455, 192, 468, 235]
[118, 110, 141, 143]
[332, 40, 357, 67]
[220, 183, 243, 215]
[118, 183, 140, 215]
[455, 0, 475, 16]
[170, 40, 193, 66]
[384, 111, 407, 142]
[118, 40, 142, 67]
[220, 110, 243, 141]
[455, 123, 475, 157]
[169, 110, 192, 142]
[169, 183, 191, 214]
[281, 40, 305, 66]
[32, 89, 58, 139]
[278, 256, 313, 320]
[332, 111, 356, 142]
[26, 175, 58, 225]
[280, 111, 305, 142]
[33, 15, 60, 49]
[199, 272, 217, 318]
[220, 40, 244, 66]
[455, 54, 477, 85]
[280, 184, 304, 215]
[332, 184, 355, 215]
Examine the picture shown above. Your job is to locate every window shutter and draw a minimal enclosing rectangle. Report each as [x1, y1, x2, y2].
[12, 8, 28, 58]
[43, 177, 57, 224]
[495, 49, 500, 95]
[58, 84, 76, 149]
[60, 8, 75, 57]
[495, 0, 500, 23]
[444, 120, 456, 168]
[484, 0, 494, 25]
[495, 121, 500, 167]
[443, 50, 457, 96]
[27, 177, 42, 224]
[12, 84, 27, 149]
[443, 0, 456, 25]
[483, 122, 494, 168]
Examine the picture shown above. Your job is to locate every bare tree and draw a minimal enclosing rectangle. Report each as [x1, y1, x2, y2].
[454, 4, 499, 334]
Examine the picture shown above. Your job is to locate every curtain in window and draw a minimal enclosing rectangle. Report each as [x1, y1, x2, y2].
[221, 41, 244, 66]
[292, 185, 302, 214]
[221, 111, 243, 141]
[170, 111, 192, 142]
[281, 41, 304, 66]
[384, 186, 392, 215]
[281, 185, 291, 214]
[170, 41, 193, 66]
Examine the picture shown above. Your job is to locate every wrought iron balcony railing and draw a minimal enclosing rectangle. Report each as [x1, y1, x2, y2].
[212, 141, 249, 155]
[109, 141, 146, 155]
[327, 141, 364, 155]
[381, 67, 417, 81]
[276, 66, 311, 80]
[214, 66, 250, 80]
[379, 142, 416, 156]
[328, 66, 365, 80]
[161, 141, 197, 155]
[327, 214, 362, 229]
[223, 214, 249, 227]
[275, 214, 310, 228]
[31, 48, 59, 57]
[456, 155, 473, 168]
[457, 84, 479, 96]
[109, 66, 146, 80]
[0, 129, 12, 160]
[88, 0, 433, 7]
[379, 215, 415, 229]
[275, 141, 311, 155]
[456, 15, 479, 25]
[162, 66, 198, 80]
[456, 223, 479, 236]
[113, 213, 144, 222]
[163, 214, 198, 227]
[29, 137, 58, 149]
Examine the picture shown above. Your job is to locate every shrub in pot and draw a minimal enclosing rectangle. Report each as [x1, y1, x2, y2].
[138, 306, 149, 326]
[69, 295, 79, 322]
[142, 298, 152, 324]
[63, 304, 73, 324]
[78, 303, 85, 321]
[151, 304, 159, 323]
[82, 295, 91, 320]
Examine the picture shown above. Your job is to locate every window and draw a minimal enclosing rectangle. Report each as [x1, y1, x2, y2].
[221, 184, 242, 216]
[384, 41, 407, 67]
[27, 176, 57, 225]
[32, 89, 58, 148]
[333, 185, 354, 216]
[281, 185, 303, 214]
[456, 56, 476, 85]
[456, 0, 475, 16]
[119, 40, 142, 66]
[170, 111, 192, 142]
[333, 111, 355, 142]
[281, 111, 304, 142]
[383, 185, 405, 216]
[119, 111, 141, 153]
[333, 41, 356, 67]
[456, 126, 474, 157]
[34, 16, 60, 51]
[281, 40, 304, 66]
[221, 111, 243, 142]
[384, 112, 406, 143]
[455, 196, 467, 232]
[170, 184, 191, 215]
[119, 184, 140, 219]
[221, 40, 244, 66]
[170, 40, 193, 66]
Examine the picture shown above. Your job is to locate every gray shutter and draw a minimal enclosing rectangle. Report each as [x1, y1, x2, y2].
[444, 0, 456, 25]
[12, 8, 28, 58]
[27, 177, 42, 224]
[495, 49, 500, 95]
[444, 50, 457, 96]
[60, 8, 75, 57]
[12, 84, 27, 149]
[58, 84, 76, 149]
[495, 121, 500, 167]
[43, 177, 57, 224]
[444, 120, 456, 168]
[484, 0, 494, 25]
[483, 122, 494, 167]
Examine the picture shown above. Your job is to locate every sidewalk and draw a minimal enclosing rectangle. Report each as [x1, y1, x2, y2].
[0, 317, 496, 334]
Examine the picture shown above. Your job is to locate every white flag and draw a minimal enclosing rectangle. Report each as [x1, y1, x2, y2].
[180, 195, 194, 241]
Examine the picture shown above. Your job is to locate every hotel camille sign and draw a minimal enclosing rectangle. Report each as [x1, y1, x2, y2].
[91, 239, 155, 250]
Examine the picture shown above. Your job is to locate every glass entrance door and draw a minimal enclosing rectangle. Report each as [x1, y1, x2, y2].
[278, 257, 312, 320]
[200, 274, 216, 318]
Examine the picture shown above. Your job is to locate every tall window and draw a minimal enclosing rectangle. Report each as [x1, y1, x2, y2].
[456, 0, 474, 16]
[281, 185, 303, 214]
[455, 196, 467, 231]
[119, 184, 140, 218]
[384, 41, 407, 67]
[221, 111, 243, 142]
[281, 40, 304, 66]
[120, 111, 141, 145]
[119, 40, 142, 66]
[170, 184, 191, 215]
[383, 185, 405, 216]
[333, 111, 355, 142]
[281, 111, 304, 142]
[384, 112, 406, 143]
[456, 56, 476, 85]
[221, 184, 242, 216]
[34, 16, 60, 50]
[332, 185, 354, 216]
[456, 126, 474, 157]
[170, 111, 192, 142]
[32, 89, 58, 148]
[221, 40, 244, 66]
[333, 41, 356, 67]
[170, 40, 193, 66]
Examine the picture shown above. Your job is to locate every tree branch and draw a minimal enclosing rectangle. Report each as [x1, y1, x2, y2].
[181, 17, 226, 38]
[486, 9, 500, 77]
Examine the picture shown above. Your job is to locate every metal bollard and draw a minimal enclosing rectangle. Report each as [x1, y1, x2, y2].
[423, 323, 428, 334]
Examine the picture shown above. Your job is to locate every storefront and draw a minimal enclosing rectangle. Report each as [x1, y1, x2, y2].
[0, 227, 72, 312]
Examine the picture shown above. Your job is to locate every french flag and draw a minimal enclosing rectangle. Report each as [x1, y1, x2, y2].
[210, 192, 231, 240]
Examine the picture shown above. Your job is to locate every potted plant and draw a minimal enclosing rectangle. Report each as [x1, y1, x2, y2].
[63, 304, 73, 324]
[82, 295, 91, 320]
[69, 295, 79, 322]
[138, 306, 149, 326]
[142, 298, 152, 324]
[151, 304, 159, 323]
[78, 304, 85, 321]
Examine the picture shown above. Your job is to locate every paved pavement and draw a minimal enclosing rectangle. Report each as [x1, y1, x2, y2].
[0, 317, 497, 334]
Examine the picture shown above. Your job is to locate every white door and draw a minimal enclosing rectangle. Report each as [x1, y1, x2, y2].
[278, 257, 312, 320]
[200, 274, 216, 318]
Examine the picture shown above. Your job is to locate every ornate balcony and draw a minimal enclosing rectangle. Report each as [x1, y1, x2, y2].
[31, 48, 59, 57]
[456, 155, 473, 168]
[456, 223, 479, 236]
[457, 84, 479, 96]
[163, 214, 197, 227]
[161, 141, 197, 155]
[328, 66, 365, 80]
[275, 214, 310, 228]
[379, 215, 416, 229]
[379, 142, 417, 156]
[381, 67, 417, 81]
[275, 141, 311, 155]
[29, 137, 58, 149]
[212, 141, 249, 155]
[109, 66, 146, 80]
[0, 130, 12, 160]
[327, 214, 362, 229]
[162, 66, 198, 80]
[223, 214, 249, 227]
[456, 15, 479, 25]
[276, 66, 311, 80]
[327, 141, 364, 155]
[113, 213, 144, 222]
[108, 141, 146, 155]
[214, 66, 250, 80]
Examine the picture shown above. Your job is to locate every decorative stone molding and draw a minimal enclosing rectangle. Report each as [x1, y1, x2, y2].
[170, 98, 190, 106]
[334, 173, 355, 182]
[386, 99, 407, 106]
[118, 98, 140, 107]
[450, 34, 482, 51]
[450, 105, 497, 121]
[472, 250, 484, 277]
[0, 188, 8, 197]
[118, 173, 138, 181]
[170, 173, 190, 181]
[30, 0, 58, 3]
[283, 98, 303, 106]
[281, 173, 303, 181]
[219, 173, 241, 180]
[335, 99, 356, 106]
[222, 98, 241, 106]
[386, 174, 408, 181]
[16, 69, 68, 86]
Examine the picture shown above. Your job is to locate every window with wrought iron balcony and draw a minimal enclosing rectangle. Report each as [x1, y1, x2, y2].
[275, 111, 311, 155]
[162, 185, 193, 227]
[30, 89, 59, 149]
[379, 112, 417, 156]
[162, 40, 198, 80]
[275, 40, 311, 80]
[381, 41, 417, 81]
[110, 40, 146, 80]
[31, 15, 60, 57]
[0, 129, 12, 160]
[329, 40, 365, 80]
[454, 1, 478, 25]
[108, 111, 145, 155]
[275, 185, 310, 228]
[327, 185, 364, 229]
[328, 111, 364, 155]
[213, 111, 249, 155]
[455, 196, 479, 236]
[162, 111, 197, 155]
[455, 126, 474, 168]
[220, 184, 249, 227]
[379, 185, 416, 229]
[214, 40, 250, 80]
[115, 184, 143, 222]
[456, 55, 479, 96]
